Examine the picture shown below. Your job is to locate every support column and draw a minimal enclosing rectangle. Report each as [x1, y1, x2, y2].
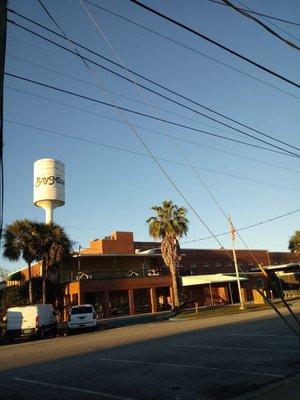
[150, 287, 157, 313]
[128, 289, 135, 315]
[103, 290, 111, 318]
[228, 283, 233, 304]
[169, 286, 174, 308]
[209, 283, 213, 305]
[78, 293, 84, 304]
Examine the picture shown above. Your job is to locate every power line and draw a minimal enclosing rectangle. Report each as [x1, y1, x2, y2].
[221, 0, 300, 51]
[7, 16, 300, 155]
[182, 208, 300, 244]
[7, 84, 300, 176]
[128, 0, 300, 89]
[208, 0, 300, 28]
[7, 117, 300, 192]
[234, 0, 300, 44]
[6, 53, 245, 137]
[83, 0, 300, 101]
[6, 71, 299, 159]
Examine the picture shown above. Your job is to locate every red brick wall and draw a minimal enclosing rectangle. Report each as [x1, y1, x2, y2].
[82, 231, 134, 255]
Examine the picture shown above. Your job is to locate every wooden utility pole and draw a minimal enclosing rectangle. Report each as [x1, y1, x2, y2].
[228, 215, 245, 310]
[0, 0, 7, 242]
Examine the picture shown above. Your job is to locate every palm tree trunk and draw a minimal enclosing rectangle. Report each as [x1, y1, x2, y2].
[169, 263, 180, 309]
[42, 257, 47, 304]
[161, 236, 181, 311]
[28, 262, 33, 304]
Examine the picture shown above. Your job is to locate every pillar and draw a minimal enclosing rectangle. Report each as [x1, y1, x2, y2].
[78, 288, 84, 305]
[209, 283, 213, 305]
[169, 286, 174, 308]
[128, 289, 135, 315]
[150, 287, 157, 313]
[103, 290, 111, 318]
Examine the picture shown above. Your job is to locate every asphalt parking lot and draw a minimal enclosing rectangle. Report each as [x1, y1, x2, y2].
[0, 305, 300, 400]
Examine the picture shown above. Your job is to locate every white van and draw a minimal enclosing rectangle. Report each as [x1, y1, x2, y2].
[6, 304, 57, 340]
[68, 304, 96, 332]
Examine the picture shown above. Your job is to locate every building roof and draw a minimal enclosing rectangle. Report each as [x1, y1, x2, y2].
[179, 273, 248, 286]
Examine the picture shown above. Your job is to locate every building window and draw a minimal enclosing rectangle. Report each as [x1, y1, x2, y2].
[226, 262, 233, 267]
[203, 263, 210, 268]
[215, 263, 221, 267]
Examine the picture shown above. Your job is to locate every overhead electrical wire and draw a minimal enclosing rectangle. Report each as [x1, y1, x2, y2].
[221, 0, 300, 51]
[7, 53, 300, 173]
[208, 0, 300, 28]
[128, 0, 300, 89]
[7, 15, 300, 155]
[6, 84, 300, 177]
[233, 0, 300, 44]
[82, 1, 300, 101]
[182, 208, 300, 244]
[6, 71, 299, 159]
[7, 117, 300, 192]
[6, 53, 246, 137]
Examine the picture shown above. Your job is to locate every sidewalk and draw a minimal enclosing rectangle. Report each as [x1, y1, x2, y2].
[233, 371, 300, 400]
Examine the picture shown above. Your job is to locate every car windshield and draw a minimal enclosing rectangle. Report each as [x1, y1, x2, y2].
[71, 306, 93, 314]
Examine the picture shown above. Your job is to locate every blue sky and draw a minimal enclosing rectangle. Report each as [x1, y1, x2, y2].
[3, 0, 300, 271]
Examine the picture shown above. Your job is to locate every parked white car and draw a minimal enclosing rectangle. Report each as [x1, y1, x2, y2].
[68, 304, 97, 332]
[6, 304, 57, 340]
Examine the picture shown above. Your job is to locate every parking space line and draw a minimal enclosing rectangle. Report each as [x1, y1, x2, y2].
[13, 378, 139, 400]
[100, 358, 285, 378]
[174, 344, 300, 353]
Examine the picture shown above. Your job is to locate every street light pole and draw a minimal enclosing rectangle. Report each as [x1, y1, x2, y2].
[228, 215, 245, 310]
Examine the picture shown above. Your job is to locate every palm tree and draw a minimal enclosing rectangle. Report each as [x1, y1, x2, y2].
[146, 201, 189, 310]
[35, 222, 72, 304]
[3, 220, 40, 304]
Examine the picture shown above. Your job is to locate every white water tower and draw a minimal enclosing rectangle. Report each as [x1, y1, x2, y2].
[33, 158, 65, 224]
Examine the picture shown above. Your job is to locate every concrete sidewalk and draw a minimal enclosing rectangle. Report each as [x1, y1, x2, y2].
[233, 371, 300, 400]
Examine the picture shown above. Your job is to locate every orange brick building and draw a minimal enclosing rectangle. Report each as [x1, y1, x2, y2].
[6, 231, 300, 317]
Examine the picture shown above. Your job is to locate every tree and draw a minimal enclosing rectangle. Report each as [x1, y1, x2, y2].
[35, 222, 72, 304]
[146, 201, 189, 310]
[2, 220, 40, 304]
[0, 284, 28, 311]
[288, 231, 300, 254]
[0, 266, 9, 281]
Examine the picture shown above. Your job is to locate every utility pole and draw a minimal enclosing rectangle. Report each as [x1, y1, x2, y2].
[0, 0, 7, 243]
[228, 215, 245, 310]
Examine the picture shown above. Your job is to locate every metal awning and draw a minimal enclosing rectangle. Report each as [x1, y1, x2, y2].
[251, 263, 300, 272]
[179, 273, 248, 287]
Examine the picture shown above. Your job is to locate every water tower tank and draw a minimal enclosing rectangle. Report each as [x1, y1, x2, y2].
[33, 158, 65, 223]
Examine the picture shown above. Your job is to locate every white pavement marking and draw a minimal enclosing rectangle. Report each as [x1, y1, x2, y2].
[13, 378, 139, 400]
[227, 333, 298, 338]
[174, 344, 300, 353]
[100, 358, 285, 378]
